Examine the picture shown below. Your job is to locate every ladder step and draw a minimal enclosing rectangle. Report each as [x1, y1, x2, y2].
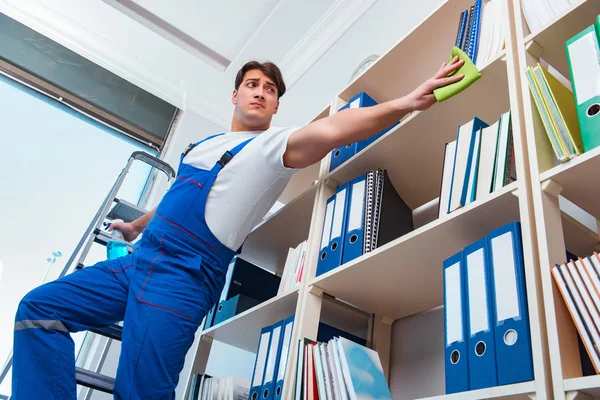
[107, 198, 147, 223]
[90, 324, 123, 341]
[76, 367, 114, 394]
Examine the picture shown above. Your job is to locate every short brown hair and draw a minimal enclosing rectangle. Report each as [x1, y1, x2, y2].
[234, 61, 286, 99]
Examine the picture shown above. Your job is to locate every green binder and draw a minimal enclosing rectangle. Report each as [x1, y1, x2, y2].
[565, 16, 600, 152]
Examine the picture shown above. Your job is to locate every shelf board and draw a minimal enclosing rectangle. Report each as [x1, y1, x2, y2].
[243, 185, 317, 271]
[325, 50, 508, 209]
[201, 289, 299, 353]
[564, 375, 600, 396]
[524, 0, 600, 79]
[418, 381, 535, 400]
[310, 182, 520, 320]
[540, 146, 600, 219]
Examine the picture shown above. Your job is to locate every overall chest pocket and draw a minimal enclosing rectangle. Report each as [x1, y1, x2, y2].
[156, 166, 209, 226]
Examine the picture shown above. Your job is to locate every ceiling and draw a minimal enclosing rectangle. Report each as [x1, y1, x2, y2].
[0, 0, 378, 128]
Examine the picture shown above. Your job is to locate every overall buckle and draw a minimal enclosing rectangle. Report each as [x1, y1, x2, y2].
[218, 151, 234, 167]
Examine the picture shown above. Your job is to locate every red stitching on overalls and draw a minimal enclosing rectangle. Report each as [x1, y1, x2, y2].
[177, 175, 203, 188]
[110, 263, 133, 274]
[137, 299, 192, 320]
[137, 237, 192, 321]
[155, 213, 219, 252]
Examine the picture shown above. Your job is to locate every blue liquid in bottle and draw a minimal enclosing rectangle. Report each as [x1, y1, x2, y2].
[106, 228, 129, 260]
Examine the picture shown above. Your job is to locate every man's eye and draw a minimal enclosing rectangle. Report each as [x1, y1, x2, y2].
[247, 82, 255, 87]
[266, 87, 274, 92]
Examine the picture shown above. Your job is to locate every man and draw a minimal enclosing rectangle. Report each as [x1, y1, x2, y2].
[13, 58, 464, 399]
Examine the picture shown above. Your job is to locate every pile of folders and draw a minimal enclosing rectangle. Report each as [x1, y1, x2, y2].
[316, 168, 413, 277]
[204, 256, 281, 329]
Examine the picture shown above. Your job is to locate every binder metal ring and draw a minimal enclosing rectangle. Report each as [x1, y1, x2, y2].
[475, 341, 486, 357]
[504, 329, 518, 346]
[450, 349, 460, 364]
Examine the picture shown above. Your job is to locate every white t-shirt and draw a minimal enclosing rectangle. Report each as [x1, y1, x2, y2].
[181, 126, 300, 251]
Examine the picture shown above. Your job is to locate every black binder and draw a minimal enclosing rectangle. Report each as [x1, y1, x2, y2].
[371, 169, 413, 249]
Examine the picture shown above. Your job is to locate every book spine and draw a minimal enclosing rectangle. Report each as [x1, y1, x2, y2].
[455, 10, 469, 49]
[462, 6, 475, 52]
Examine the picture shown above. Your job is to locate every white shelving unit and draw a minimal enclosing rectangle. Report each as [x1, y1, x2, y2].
[183, 0, 600, 398]
[513, 0, 600, 399]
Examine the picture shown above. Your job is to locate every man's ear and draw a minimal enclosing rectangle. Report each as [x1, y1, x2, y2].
[231, 90, 238, 105]
[273, 100, 279, 115]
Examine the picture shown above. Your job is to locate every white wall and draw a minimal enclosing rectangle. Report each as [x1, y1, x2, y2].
[274, 0, 445, 127]
[389, 307, 446, 399]
[144, 110, 228, 209]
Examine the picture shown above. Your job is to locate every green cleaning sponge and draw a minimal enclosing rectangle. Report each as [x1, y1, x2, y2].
[433, 46, 481, 102]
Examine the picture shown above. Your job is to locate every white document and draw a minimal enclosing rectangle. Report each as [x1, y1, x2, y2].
[331, 188, 347, 240]
[445, 262, 464, 345]
[490, 231, 520, 322]
[321, 200, 335, 250]
[252, 331, 271, 388]
[467, 248, 490, 335]
[348, 180, 365, 231]
[568, 31, 600, 105]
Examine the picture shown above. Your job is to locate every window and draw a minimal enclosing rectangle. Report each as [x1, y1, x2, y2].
[0, 71, 159, 395]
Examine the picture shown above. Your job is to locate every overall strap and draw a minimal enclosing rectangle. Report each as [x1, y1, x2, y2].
[180, 133, 226, 163]
[215, 136, 256, 169]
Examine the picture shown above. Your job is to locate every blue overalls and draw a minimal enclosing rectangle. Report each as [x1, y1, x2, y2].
[13, 134, 255, 399]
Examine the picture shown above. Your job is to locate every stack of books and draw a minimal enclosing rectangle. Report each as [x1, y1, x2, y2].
[438, 111, 516, 218]
[525, 63, 582, 162]
[278, 240, 308, 294]
[454, 0, 507, 68]
[188, 374, 250, 400]
[521, 0, 573, 34]
[551, 253, 600, 374]
[293, 336, 392, 400]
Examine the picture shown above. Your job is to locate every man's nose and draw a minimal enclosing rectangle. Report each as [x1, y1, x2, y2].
[254, 88, 265, 99]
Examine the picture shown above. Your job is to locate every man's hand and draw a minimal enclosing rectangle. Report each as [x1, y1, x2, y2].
[406, 56, 465, 111]
[108, 221, 143, 242]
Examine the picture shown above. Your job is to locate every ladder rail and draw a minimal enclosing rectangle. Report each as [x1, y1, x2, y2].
[0, 151, 175, 395]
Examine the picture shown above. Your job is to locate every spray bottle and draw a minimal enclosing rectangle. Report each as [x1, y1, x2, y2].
[106, 220, 130, 260]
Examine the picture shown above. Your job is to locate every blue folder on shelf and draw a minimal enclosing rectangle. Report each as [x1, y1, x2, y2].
[329, 92, 398, 172]
[203, 302, 217, 330]
[487, 221, 534, 385]
[341, 174, 366, 264]
[261, 319, 285, 400]
[317, 194, 336, 277]
[464, 238, 498, 390]
[212, 294, 260, 326]
[250, 325, 273, 400]
[317, 182, 350, 276]
[274, 315, 295, 400]
[443, 250, 469, 394]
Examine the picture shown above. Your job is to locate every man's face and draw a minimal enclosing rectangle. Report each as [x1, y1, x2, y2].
[232, 69, 280, 128]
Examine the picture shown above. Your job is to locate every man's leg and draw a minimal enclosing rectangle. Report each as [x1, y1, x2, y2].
[113, 235, 218, 400]
[12, 254, 134, 400]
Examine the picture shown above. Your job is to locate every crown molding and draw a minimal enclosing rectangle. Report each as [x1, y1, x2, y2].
[280, 0, 378, 88]
[0, 0, 231, 128]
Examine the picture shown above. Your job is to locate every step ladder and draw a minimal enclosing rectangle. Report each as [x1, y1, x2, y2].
[0, 151, 175, 397]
